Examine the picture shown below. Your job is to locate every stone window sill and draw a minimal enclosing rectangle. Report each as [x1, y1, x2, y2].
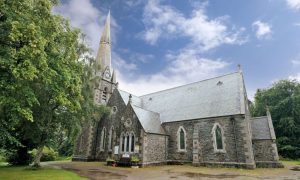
[214, 149, 226, 153]
[177, 149, 187, 153]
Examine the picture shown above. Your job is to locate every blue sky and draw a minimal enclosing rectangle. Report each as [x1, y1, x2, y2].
[55, 0, 300, 99]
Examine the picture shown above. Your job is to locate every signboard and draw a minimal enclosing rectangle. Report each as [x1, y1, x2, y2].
[122, 153, 130, 158]
[114, 146, 119, 155]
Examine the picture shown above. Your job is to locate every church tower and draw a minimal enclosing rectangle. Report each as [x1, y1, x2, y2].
[94, 11, 117, 105]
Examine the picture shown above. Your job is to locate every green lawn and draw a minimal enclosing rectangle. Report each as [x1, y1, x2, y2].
[0, 166, 86, 180]
[281, 160, 300, 166]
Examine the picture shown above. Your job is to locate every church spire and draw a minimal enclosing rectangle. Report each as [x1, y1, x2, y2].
[100, 10, 110, 45]
[95, 11, 111, 74]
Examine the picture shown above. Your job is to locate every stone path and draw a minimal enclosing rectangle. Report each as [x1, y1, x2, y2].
[45, 161, 300, 180]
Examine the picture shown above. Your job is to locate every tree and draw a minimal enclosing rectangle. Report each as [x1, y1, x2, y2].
[0, 0, 99, 166]
[251, 80, 300, 159]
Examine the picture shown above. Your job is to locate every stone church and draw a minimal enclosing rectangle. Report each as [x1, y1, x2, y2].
[73, 13, 283, 168]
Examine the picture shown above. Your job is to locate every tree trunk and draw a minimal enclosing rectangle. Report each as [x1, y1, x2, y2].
[32, 145, 44, 167]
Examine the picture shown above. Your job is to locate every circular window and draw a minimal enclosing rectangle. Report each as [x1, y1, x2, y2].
[112, 106, 117, 113]
[124, 118, 132, 128]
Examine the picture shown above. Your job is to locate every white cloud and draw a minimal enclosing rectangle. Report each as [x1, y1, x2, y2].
[53, 0, 118, 55]
[292, 60, 300, 66]
[124, 0, 144, 7]
[117, 48, 229, 96]
[291, 54, 300, 66]
[286, 0, 300, 10]
[252, 20, 272, 40]
[117, 0, 233, 95]
[54, 0, 232, 96]
[289, 73, 300, 81]
[112, 52, 137, 72]
[293, 22, 300, 26]
[140, 0, 247, 51]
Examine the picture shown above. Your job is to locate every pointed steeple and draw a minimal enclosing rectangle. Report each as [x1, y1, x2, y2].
[95, 11, 111, 74]
[100, 10, 110, 44]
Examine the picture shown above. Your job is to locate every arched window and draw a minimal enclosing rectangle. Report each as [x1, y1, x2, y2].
[108, 126, 114, 151]
[126, 133, 130, 152]
[212, 123, 225, 153]
[130, 133, 135, 152]
[177, 126, 186, 152]
[100, 127, 106, 151]
[180, 129, 185, 149]
[121, 133, 125, 152]
[215, 126, 223, 150]
[120, 132, 136, 153]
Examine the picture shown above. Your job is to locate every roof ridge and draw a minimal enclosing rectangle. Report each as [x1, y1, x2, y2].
[140, 71, 240, 97]
[118, 89, 140, 98]
[132, 104, 160, 115]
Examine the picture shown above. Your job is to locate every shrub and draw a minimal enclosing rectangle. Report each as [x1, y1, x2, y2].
[0, 149, 6, 162]
[106, 157, 115, 162]
[130, 155, 139, 162]
[7, 147, 32, 165]
[30, 147, 58, 162]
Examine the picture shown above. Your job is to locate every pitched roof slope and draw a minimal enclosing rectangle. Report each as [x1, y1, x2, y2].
[131, 105, 165, 134]
[251, 116, 273, 140]
[140, 72, 246, 123]
[118, 89, 143, 107]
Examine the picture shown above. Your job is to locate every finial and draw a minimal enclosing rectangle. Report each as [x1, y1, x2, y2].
[237, 64, 242, 73]
[128, 94, 132, 104]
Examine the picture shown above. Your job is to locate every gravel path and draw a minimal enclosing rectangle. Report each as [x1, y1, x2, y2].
[44, 161, 300, 180]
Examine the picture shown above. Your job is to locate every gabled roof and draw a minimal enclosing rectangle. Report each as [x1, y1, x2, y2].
[116, 71, 247, 123]
[118, 89, 143, 107]
[140, 72, 246, 123]
[251, 116, 273, 140]
[131, 105, 165, 135]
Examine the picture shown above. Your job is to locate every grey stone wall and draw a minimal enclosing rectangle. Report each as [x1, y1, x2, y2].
[142, 133, 168, 164]
[116, 104, 144, 161]
[163, 115, 255, 168]
[93, 89, 128, 161]
[94, 78, 116, 105]
[252, 140, 283, 168]
[93, 90, 145, 161]
[163, 121, 193, 162]
[252, 140, 278, 162]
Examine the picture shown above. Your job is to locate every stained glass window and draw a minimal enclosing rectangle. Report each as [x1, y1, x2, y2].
[180, 129, 185, 150]
[216, 126, 223, 150]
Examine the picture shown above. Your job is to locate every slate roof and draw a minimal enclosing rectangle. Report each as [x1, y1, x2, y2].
[119, 89, 143, 107]
[251, 116, 273, 140]
[140, 72, 246, 123]
[117, 71, 247, 127]
[131, 105, 165, 135]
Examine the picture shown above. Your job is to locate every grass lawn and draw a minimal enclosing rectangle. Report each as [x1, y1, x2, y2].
[0, 159, 298, 180]
[0, 166, 86, 180]
[281, 160, 300, 166]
